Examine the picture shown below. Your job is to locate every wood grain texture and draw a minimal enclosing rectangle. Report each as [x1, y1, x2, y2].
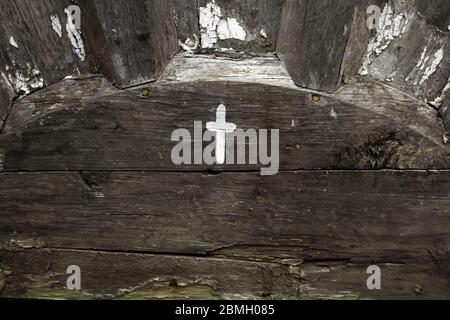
[0, 170, 450, 261]
[0, 68, 448, 172]
[277, 0, 358, 92]
[0, 0, 94, 95]
[80, 0, 178, 88]
[1, 248, 449, 299]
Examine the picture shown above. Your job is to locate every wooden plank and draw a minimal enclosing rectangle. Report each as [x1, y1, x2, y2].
[0, 170, 449, 261]
[1, 248, 449, 299]
[277, 0, 359, 92]
[197, 0, 284, 53]
[80, 0, 178, 88]
[0, 0, 94, 96]
[0, 67, 448, 172]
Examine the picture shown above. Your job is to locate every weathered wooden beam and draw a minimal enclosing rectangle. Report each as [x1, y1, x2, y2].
[0, 0, 94, 95]
[277, 0, 360, 92]
[0, 170, 449, 261]
[1, 248, 449, 299]
[0, 59, 448, 171]
[80, 0, 178, 88]
[357, 6, 450, 104]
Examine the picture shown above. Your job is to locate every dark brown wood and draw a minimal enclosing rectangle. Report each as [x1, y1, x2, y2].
[80, 0, 178, 88]
[0, 170, 450, 261]
[0, 0, 95, 96]
[414, 0, 450, 32]
[1, 248, 449, 299]
[277, 0, 359, 92]
[0, 70, 448, 172]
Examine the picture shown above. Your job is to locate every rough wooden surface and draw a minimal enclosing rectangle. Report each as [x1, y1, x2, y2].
[1, 248, 449, 300]
[80, 0, 178, 88]
[197, 0, 284, 53]
[0, 80, 13, 126]
[0, 0, 94, 96]
[0, 170, 450, 299]
[358, 9, 450, 104]
[1, 1, 449, 301]
[169, 0, 200, 52]
[277, 0, 450, 99]
[0, 58, 448, 172]
[277, 0, 358, 92]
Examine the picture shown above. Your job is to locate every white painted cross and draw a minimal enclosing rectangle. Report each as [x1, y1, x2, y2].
[206, 104, 236, 164]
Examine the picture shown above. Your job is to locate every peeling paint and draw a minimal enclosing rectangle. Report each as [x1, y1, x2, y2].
[179, 34, 199, 52]
[406, 47, 445, 87]
[359, 4, 409, 76]
[429, 79, 450, 108]
[199, 1, 247, 48]
[9, 36, 18, 48]
[51, 15, 63, 38]
[217, 18, 246, 41]
[419, 48, 444, 85]
[64, 8, 85, 61]
[260, 29, 267, 39]
[7, 65, 44, 95]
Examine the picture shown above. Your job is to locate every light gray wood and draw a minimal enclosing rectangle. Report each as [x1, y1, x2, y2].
[0, 81, 14, 127]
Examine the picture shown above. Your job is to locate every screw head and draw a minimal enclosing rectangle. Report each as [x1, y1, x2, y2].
[141, 88, 150, 97]
[312, 94, 321, 102]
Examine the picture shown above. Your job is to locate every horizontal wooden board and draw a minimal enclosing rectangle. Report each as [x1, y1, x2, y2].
[0, 69, 448, 171]
[0, 80, 13, 125]
[1, 248, 449, 299]
[277, 0, 358, 92]
[0, 170, 449, 261]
